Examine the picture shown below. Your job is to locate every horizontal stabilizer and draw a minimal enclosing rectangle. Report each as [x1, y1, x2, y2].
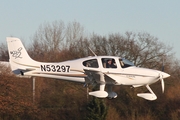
[137, 93, 157, 101]
[89, 91, 108, 98]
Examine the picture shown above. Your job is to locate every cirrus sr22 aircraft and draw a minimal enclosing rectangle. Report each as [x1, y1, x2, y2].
[6, 37, 170, 101]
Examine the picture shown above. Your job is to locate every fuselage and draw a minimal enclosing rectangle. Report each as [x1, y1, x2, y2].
[19, 56, 169, 86]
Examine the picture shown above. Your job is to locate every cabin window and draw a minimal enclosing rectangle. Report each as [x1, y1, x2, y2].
[101, 58, 117, 68]
[119, 58, 134, 68]
[83, 59, 99, 68]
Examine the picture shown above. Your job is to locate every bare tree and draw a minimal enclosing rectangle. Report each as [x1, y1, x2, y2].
[65, 21, 85, 49]
[34, 20, 65, 52]
[89, 33, 109, 55]
[28, 20, 87, 62]
[28, 21, 66, 62]
[88, 32, 173, 70]
[129, 32, 172, 69]
[0, 43, 9, 61]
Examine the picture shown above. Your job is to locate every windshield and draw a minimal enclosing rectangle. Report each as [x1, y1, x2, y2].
[119, 58, 134, 68]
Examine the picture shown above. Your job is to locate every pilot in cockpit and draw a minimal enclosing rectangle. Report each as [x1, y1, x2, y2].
[106, 59, 117, 68]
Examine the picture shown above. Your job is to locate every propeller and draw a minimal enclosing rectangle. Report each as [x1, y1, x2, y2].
[160, 56, 165, 93]
[159, 73, 164, 93]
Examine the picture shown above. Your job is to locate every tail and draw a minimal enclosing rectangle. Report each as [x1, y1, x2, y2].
[6, 37, 39, 75]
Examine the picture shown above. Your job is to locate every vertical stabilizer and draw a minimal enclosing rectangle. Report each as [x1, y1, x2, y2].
[6, 37, 38, 74]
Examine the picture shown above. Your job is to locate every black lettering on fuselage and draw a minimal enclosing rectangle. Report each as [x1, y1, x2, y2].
[40, 65, 70, 72]
[41, 65, 46, 71]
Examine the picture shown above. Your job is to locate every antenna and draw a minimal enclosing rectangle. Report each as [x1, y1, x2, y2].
[88, 47, 97, 56]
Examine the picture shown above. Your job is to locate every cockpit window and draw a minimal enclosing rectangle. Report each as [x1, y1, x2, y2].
[119, 58, 134, 68]
[83, 59, 99, 68]
[102, 58, 117, 68]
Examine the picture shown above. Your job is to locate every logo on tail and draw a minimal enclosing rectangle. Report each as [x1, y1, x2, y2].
[10, 47, 22, 59]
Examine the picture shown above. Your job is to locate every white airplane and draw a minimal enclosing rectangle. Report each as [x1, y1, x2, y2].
[6, 37, 170, 101]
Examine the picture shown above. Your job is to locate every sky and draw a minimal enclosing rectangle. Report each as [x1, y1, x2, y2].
[0, 1, 180, 59]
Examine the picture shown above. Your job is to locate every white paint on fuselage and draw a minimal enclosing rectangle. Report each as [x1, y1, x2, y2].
[15, 56, 169, 86]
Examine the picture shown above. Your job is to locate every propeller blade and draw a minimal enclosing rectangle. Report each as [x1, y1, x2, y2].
[161, 56, 165, 72]
[161, 65, 164, 72]
[159, 74, 165, 93]
[161, 78, 164, 93]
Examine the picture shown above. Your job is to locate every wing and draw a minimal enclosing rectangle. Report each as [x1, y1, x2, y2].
[83, 69, 116, 85]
